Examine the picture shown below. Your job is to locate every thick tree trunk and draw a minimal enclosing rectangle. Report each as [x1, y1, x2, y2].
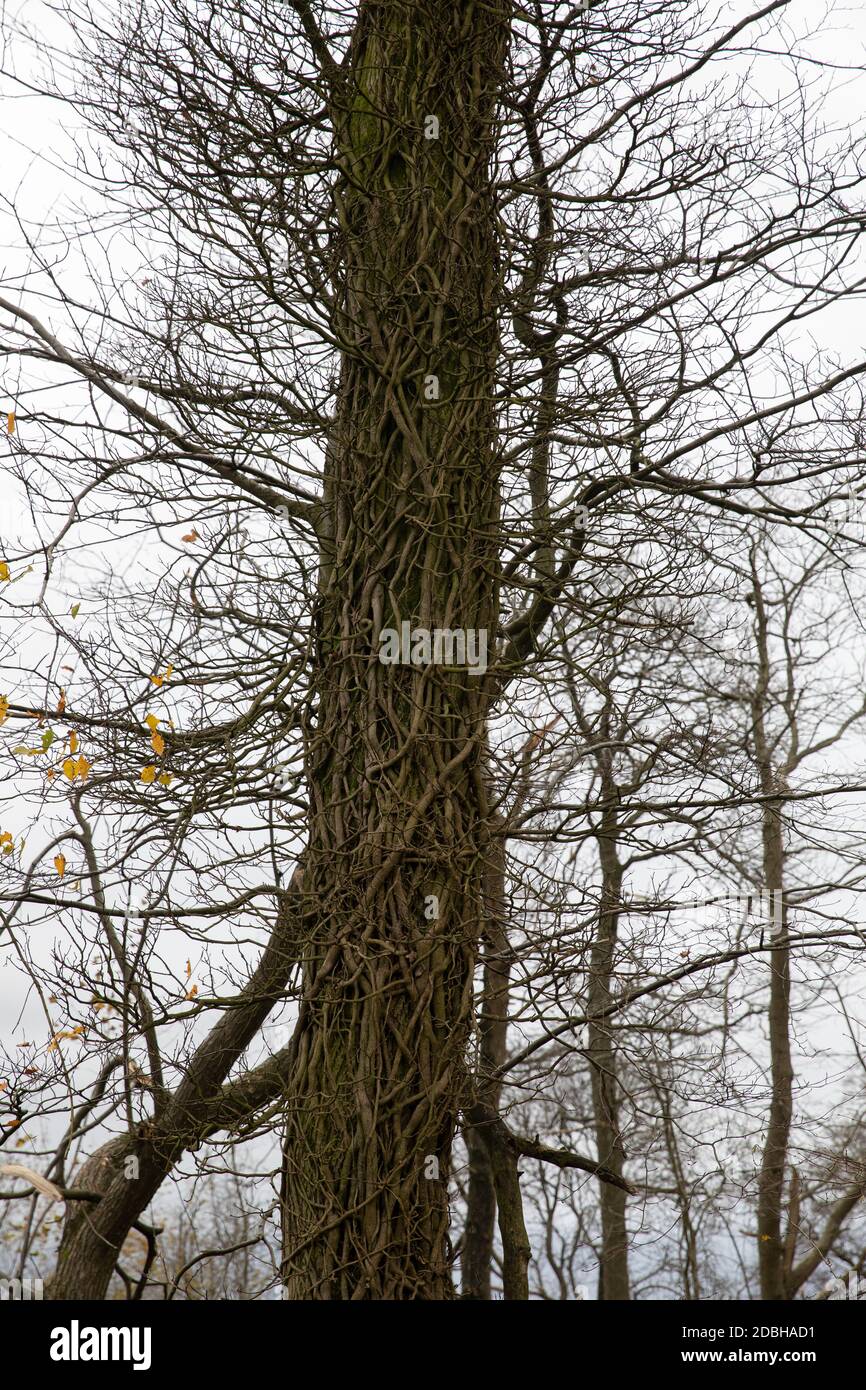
[279, 1, 510, 1299]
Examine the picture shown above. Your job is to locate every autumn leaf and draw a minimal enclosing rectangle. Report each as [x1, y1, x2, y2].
[41, 728, 55, 752]
[75, 755, 90, 781]
[0, 695, 8, 725]
[166, 663, 174, 680]
[181, 528, 200, 543]
[6, 413, 15, 435]
[56, 689, 66, 715]
[144, 714, 159, 732]
[185, 984, 198, 1000]
[53, 854, 66, 878]
[69, 730, 78, 754]
[140, 764, 157, 784]
[185, 959, 191, 978]
[157, 772, 172, 787]
[151, 731, 165, 756]
[47, 1027, 85, 1052]
[70, 603, 80, 618]
[0, 562, 9, 582]
[62, 758, 76, 781]
[0, 831, 13, 854]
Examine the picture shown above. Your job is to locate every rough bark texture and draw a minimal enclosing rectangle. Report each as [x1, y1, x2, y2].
[279, 1, 511, 1299]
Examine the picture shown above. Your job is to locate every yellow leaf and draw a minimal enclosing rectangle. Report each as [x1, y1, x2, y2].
[62, 758, 76, 781]
[69, 731, 78, 754]
[165, 664, 174, 680]
[151, 731, 165, 755]
[0, 562, 9, 582]
[185, 984, 198, 1000]
[53, 853, 66, 878]
[157, 772, 172, 787]
[140, 764, 156, 784]
[47, 1029, 84, 1052]
[56, 689, 66, 715]
[75, 755, 90, 781]
[185, 959, 191, 977]
[6, 412, 15, 435]
[144, 714, 159, 732]
[150, 674, 163, 687]
[0, 695, 8, 725]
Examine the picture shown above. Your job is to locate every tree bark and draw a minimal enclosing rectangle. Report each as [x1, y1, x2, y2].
[587, 804, 631, 1300]
[46, 883, 301, 1299]
[752, 586, 793, 1301]
[279, 1, 511, 1299]
[462, 826, 514, 1299]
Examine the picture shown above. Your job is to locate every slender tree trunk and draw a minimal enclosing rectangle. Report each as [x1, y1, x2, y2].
[46, 884, 301, 1299]
[588, 809, 631, 1300]
[751, 585, 794, 1302]
[755, 801, 791, 1300]
[462, 825, 518, 1299]
[279, 1, 510, 1300]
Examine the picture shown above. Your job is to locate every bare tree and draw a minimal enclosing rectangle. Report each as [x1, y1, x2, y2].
[2, 0, 866, 1300]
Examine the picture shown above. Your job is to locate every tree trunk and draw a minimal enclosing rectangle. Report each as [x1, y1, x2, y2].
[751, 586, 794, 1302]
[46, 884, 301, 1299]
[462, 826, 516, 1299]
[755, 804, 791, 1300]
[279, 1, 510, 1300]
[588, 813, 631, 1300]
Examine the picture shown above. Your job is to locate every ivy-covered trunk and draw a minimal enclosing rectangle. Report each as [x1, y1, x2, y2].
[280, 0, 510, 1299]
